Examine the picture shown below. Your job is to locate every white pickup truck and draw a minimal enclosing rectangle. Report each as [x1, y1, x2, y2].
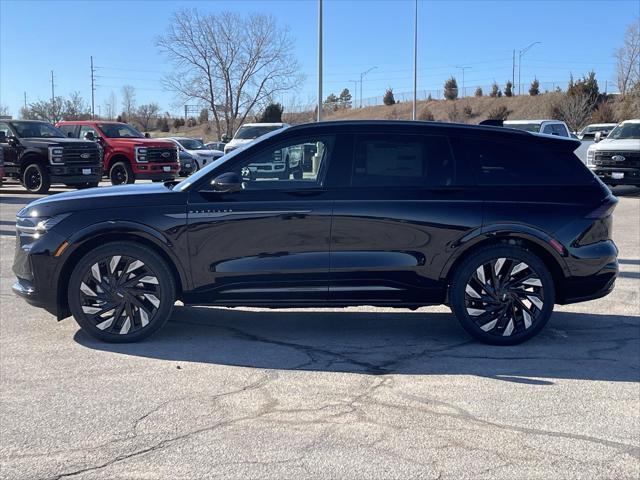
[586, 119, 640, 187]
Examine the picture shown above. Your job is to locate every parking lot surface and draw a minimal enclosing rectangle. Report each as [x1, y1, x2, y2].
[1, 182, 639, 480]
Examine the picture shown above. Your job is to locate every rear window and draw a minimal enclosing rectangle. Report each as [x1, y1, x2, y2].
[352, 134, 456, 187]
[451, 136, 594, 186]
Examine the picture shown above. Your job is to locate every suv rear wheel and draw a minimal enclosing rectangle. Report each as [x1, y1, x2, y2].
[109, 161, 134, 185]
[22, 163, 50, 194]
[68, 242, 176, 342]
[449, 245, 555, 345]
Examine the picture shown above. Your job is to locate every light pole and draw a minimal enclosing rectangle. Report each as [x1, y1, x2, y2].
[412, 0, 418, 120]
[518, 41, 541, 95]
[360, 66, 377, 108]
[455, 66, 471, 98]
[317, 0, 323, 121]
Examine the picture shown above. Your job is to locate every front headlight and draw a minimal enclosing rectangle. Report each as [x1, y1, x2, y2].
[587, 149, 595, 167]
[16, 213, 71, 238]
[135, 146, 148, 162]
[49, 146, 64, 164]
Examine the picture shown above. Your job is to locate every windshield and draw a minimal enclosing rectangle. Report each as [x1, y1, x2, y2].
[98, 123, 144, 138]
[174, 126, 285, 191]
[582, 125, 614, 134]
[607, 123, 640, 140]
[505, 123, 540, 133]
[178, 138, 206, 150]
[11, 121, 65, 138]
[235, 125, 283, 140]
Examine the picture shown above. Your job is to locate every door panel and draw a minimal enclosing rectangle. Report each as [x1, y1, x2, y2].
[328, 132, 483, 305]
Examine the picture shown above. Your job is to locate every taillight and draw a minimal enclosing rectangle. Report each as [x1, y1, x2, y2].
[586, 196, 618, 219]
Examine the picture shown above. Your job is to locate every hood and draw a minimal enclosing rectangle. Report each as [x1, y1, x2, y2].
[106, 137, 176, 148]
[20, 137, 96, 147]
[592, 138, 640, 151]
[189, 149, 223, 157]
[19, 183, 183, 218]
[226, 138, 254, 148]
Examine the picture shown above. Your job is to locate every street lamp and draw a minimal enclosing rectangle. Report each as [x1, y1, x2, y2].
[348, 79, 359, 109]
[518, 41, 541, 95]
[360, 66, 377, 108]
[455, 65, 471, 98]
[412, 0, 418, 120]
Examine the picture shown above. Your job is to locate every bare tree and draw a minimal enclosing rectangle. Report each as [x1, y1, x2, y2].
[63, 92, 91, 120]
[0, 104, 9, 116]
[157, 9, 303, 138]
[551, 93, 592, 132]
[121, 85, 136, 122]
[135, 103, 161, 131]
[615, 19, 640, 95]
[104, 91, 118, 120]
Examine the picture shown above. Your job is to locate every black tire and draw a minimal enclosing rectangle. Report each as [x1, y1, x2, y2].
[68, 241, 176, 343]
[109, 161, 135, 185]
[449, 245, 555, 345]
[22, 163, 50, 194]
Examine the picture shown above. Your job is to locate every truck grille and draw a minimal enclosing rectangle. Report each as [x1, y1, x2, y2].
[62, 144, 100, 164]
[594, 151, 640, 168]
[146, 147, 177, 163]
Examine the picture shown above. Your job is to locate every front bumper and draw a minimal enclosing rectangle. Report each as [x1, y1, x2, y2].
[48, 165, 102, 184]
[592, 167, 640, 186]
[132, 163, 179, 179]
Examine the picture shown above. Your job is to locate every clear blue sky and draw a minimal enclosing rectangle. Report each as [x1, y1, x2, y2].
[1, 0, 637, 118]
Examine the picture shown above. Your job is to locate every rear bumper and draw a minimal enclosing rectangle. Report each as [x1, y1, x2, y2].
[559, 260, 618, 304]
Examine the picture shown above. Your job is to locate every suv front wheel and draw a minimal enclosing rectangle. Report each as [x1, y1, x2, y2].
[449, 245, 555, 345]
[68, 242, 176, 342]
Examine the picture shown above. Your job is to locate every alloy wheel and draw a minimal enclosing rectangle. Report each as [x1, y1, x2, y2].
[78, 255, 161, 335]
[24, 166, 42, 191]
[110, 165, 127, 185]
[464, 257, 544, 337]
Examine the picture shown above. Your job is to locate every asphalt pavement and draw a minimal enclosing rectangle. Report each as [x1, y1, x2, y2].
[0, 181, 638, 480]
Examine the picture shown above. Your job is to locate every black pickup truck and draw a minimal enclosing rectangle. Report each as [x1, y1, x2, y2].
[0, 120, 102, 193]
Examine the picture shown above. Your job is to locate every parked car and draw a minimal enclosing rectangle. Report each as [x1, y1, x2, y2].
[587, 119, 640, 187]
[12, 120, 618, 345]
[0, 120, 102, 193]
[577, 123, 617, 140]
[0, 144, 5, 186]
[57, 121, 179, 185]
[205, 141, 226, 152]
[223, 122, 289, 154]
[504, 119, 571, 137]
[162, 137, 223, 171]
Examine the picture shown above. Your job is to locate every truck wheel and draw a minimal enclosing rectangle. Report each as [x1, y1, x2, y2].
[109, 162, 134, 185]
[22, 163, 50, 194]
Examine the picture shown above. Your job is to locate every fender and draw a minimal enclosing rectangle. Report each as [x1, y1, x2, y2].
[104, 149, 131, 170]
[60, 220, 191, 291]
[19, 149, 46, 165]
[439, 223, 571, 280]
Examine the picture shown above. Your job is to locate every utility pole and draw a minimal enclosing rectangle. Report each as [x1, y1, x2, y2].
[24, 92, 27, 110]
[90, 56, 96, 119]
[512, 50, 515, 95]
[455, 66, 471, 98]
[518, 41, 541, 95]
[348, 79, 359, 109]
[359, 66, 377, 108]
[412, 0, 418, 120]
[317, 0, 323, 121]
[50, 70, 55, 103]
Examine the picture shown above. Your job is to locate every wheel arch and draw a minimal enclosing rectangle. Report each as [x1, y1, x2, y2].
[105, 152, 130, 171]
[441, 227, 569, 300]
[19, 150, 47, 168]
[55, 224, 190, 320]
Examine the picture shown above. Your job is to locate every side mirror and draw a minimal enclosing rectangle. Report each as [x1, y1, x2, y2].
[67, 132, 74, 138]
[83, 131, 95, 141]
[209, 172, 243, 193]
[144, 132, 151, 138]
[594, 132, 603, 143]
[7, 136, 19, 147]
[221, 134, 230, 143]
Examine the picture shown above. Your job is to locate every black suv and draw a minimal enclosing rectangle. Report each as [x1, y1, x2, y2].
[12, 121, 618, 345]
[0, 120, 102, 193]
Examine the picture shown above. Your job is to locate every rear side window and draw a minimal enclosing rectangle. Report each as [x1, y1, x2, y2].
[58, 125, 76, 137]
[451, 136, 594, 186]
[352, 134, 455, 187]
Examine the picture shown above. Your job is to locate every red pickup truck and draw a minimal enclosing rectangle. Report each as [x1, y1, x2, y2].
[56, 121, 179, 185]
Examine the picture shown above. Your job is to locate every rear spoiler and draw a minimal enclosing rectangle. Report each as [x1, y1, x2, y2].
[479, 119, 503, 127]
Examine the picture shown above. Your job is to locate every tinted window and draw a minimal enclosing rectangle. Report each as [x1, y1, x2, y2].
[57, 125, 76, 137]
[352, 134, 455, 187]
[79, 125, 99, 140]
[452, 136, 594, 186]
[0, 122, 11, 140]
[11, 122, 64, 138]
